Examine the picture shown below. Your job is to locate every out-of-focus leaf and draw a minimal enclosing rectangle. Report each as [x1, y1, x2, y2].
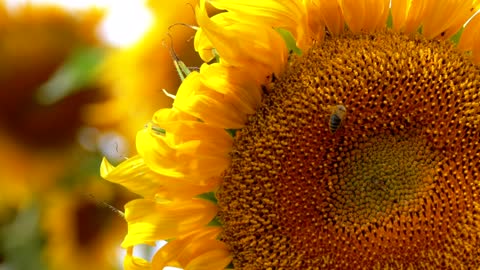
[36, 46, 106, 105]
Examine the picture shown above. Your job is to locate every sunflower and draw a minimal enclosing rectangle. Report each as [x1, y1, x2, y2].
[41, 179, 128, 270]
[102, 0, 480, 269]
[0, 1, 106, 213]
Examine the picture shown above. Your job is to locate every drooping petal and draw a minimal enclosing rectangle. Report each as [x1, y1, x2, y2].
[100, 156, 161, 198]
[151, 108, 233, 148]
[173, 71, 249, 128]
[124, 247, 152, 270]
[121, 198, 217, 247]
[173, 64, 262, 128]
[339, 0, 390, 33]
[184, 249, 232, 270]
[101, 155, 221, 201]
[391, 0, 429, 33]
[198, 63, 262, 115]
[421, 0, 480, 39]
[151, 227, 231, 270]
[439, 1, 480, 39]
[459, 13, 480, 63]
[136, 127, 231, 182]
[195, 0, 288, 84]
[207, 0, 311, 50]
[311, 0, 344, 35]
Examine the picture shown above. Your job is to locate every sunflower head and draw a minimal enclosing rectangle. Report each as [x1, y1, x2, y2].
[220, 29, 480, 268]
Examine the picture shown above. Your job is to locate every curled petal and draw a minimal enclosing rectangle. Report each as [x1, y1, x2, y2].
[137, 127, 231, 181]
[459, 13, 480, 63]
[196, 0, 288, 84]
[207, 0, 311, 50]
[173, 64, 262, 128]
[184, 249, 232, 270]
[340, 0, 390, 33]
[100, 156, 161, 198]
[124, 247, 152, 270]
[422, 0, 480, 39]
[173, 71, 247, 128]
[122, 198, 217, 247]
[101, 156, 221, 201]
[310, 0, 344, 35]
[391, 0, 429, 33]
[152, 227, 231, 270]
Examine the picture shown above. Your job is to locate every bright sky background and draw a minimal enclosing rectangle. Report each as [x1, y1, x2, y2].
[5, 0, 154, 47]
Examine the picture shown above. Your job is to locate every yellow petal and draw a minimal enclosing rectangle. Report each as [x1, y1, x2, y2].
[208, 0, 311, 50]
[100, 156, 161, 198]
[124, 247, 152, 270]
[459, 12, 480, 51]
[194, 27, 216, 62]
[405, 0, 429, 34]
[440, 1, 480, 39]
[313, 0, 344, 35]
[151, 108, 233, 147]
[472, 32, 480, 64]
[122, 198, 217, 247]
[196, 0, 288, 84]
[184, 249, 232, 270]
[173, 64, 262, 128]
[199, 63, 262, 115]
[136, 122, 231, 181]
[173, 71, 249, 128]
[151, 227, 231, 270]
[422, 0, 480, 39]
[391, 0, 409, 31]
[101, 155, 220, 201]
[154, 176, 221, 203]
[340, 0, 389, 33]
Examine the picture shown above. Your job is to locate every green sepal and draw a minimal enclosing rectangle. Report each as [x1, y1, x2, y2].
[196, 191, 218, 203]
[207, 216, 222, 227]
[450, 27, 464, 45]
[212, 48, 221, 63]
[386, 9, 393, 29]
[225, 128, 237, 138]
[36, 46, 105, 105]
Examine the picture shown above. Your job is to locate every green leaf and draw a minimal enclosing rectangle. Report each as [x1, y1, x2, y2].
[207, 216, 222, 227]
[196, 192, 218, 203]
[36, 46, 106, 105]
[450, 27, 464, 45]
[386, 9, 393, 29]
[225, 128, 237, 137]
[275, 28, 302, 56]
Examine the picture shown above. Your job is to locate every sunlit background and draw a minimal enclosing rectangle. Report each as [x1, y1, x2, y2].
[0, 0, 202, 269]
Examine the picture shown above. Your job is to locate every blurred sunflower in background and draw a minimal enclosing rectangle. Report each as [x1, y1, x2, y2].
[86, 0, 202, 156]
[0, 0, 106, 220]
[102, 0, 480, 269]
[0, 0, 200, 269]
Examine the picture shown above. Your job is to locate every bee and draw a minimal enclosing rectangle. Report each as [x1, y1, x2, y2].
[329, 104, 347, 133]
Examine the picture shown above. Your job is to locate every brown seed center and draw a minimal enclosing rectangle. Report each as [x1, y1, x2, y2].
[219, 30, 480, 269]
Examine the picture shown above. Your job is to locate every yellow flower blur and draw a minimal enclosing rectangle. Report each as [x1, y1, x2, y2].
[0, 0, 105, 218]
[87, 0, 203, 145]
